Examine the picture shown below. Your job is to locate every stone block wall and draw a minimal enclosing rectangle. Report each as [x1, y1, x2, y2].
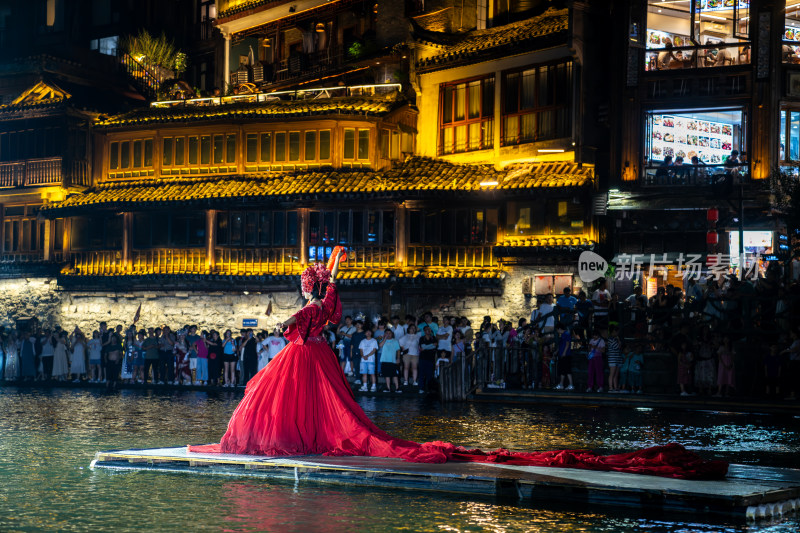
[0, 265, 583, 333]
[0, 278, 302, 333]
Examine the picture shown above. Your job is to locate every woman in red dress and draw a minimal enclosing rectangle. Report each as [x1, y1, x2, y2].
[190, 251, 727, 480]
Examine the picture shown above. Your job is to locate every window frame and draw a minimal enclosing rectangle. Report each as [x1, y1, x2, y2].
[108, 136, 155, 178]
[159, 132, 238, 176]
[438, 75, 495, 155]
[342, 127, 372, 162]
[501, 60, 572, 146]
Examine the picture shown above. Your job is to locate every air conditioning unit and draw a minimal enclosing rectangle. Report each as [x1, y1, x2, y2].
[700, 21, 729, 38]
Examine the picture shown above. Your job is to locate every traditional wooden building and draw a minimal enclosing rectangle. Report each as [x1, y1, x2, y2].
[2, 1, 611, 329]
[0, 65, 143, 279]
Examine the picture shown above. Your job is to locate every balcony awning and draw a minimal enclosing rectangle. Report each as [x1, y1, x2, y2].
[41, 157, 594, 216]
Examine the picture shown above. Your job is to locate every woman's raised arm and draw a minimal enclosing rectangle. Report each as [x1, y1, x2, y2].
[330, 248, 344, 280]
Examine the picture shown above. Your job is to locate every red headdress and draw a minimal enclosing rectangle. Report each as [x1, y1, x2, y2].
[300, 263, 331, 294]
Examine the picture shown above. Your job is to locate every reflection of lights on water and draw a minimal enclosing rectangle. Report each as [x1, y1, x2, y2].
[635, 407, 653, 412]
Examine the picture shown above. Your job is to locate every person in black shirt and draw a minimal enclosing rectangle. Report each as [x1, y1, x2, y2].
[418, 327, 437, 395]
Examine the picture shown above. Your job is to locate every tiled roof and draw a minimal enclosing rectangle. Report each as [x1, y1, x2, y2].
[98, 96, 400, 127]
[41, 157, 593, 214]
[416, 8, 569, 70]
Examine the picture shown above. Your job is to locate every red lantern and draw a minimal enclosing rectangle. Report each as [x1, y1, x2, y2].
[706, 230, 718, 245]
[707, 208, 719, 222]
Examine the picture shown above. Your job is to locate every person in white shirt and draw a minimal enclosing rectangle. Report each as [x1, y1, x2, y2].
[532, 294, 556, 335]
[399, 324, 420, 386]
[358, 329, 378, 392]
[436, 317, 454, 360]
[256, 332, 269, 371]
[592, 278, 611, 330]
[266, 329, 286, 364]
[389, 315, 406, 340]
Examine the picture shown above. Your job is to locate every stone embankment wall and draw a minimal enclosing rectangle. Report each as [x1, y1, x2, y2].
[0, 265, 583, 332]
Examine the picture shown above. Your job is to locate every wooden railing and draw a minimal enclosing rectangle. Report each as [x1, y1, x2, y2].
[134, 249, 207, 275]
[0, 157, 62, 188]
[68, 160, 91, 187]
[70, 248, 302, 276]
[308, 245, 396, 269]
[407, 245, 495, 268]
[214, 247, 301, 275]
[66, 246, 496, 277]
[0, 252, 63, 263]
[71, 250, 125, 275]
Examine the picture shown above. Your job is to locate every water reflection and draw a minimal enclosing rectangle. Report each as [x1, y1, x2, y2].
[0, 387, 799, 532]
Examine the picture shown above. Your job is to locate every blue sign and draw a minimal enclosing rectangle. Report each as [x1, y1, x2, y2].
[242, 319, 258, 328]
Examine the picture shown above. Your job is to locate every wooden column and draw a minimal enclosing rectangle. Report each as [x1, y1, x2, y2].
[122, 212, 133, 272]
[63, 217, 71, 261]
[223, 32, 231, 91]
[395, 203, 407, 268]
[299, 208, 309, 266]
[206, 209, 216, 272]
[43, 219, 54, 261]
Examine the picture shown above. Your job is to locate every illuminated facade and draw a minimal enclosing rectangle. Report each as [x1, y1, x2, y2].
[1, 1, 612, 327]
[608, 0, 797, 291]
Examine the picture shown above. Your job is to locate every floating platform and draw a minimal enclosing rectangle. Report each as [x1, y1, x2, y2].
[91, 446, 800, 521]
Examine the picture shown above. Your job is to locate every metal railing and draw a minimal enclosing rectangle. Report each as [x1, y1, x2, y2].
[438, 345, 538, 402]
[275, 47, 343, 83]
[150, 83, 402, 108]
[120, 53, 170, 101]
[407, 245, 495, 269]
[642, 163, 749, 187]
[0, 157, 63, 188]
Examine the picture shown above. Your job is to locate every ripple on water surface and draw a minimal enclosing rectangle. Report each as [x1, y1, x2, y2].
[0, 387, 798, 532]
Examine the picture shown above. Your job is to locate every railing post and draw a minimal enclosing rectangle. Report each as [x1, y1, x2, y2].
[395, 204, 407, 268]
[299, 208, 309, 266]
[122, 212, 133, 272]
[206, 209, 216, 272]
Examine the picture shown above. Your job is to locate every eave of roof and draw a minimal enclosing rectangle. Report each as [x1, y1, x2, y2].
[97, 96, 403, 128]
[415, 8, 569, 72]
[41, 157, 594, 216]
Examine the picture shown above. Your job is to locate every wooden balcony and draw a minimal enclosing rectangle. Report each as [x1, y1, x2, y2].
[65, 245, 499, 279]
[69, 248, 302, 276]
[407, 245, 496, 269]
[0, 157, 88, 188]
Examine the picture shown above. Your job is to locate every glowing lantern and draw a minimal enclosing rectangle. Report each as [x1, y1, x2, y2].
[706, 230, 718, 245]
[707, 208, 719, 222]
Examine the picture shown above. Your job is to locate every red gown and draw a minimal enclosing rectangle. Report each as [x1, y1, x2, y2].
[189, 284, 728, 480]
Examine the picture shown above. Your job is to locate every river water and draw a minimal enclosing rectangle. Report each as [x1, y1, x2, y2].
[1, 387, 799, 532]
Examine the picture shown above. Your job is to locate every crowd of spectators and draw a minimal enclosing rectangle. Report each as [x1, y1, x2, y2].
[1, 268, 799, 399]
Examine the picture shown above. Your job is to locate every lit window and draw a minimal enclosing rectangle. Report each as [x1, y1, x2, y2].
[440, 76, 494, 154]
[644, 0, 750, 71]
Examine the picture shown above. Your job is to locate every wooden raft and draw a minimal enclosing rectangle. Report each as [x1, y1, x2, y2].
[90, 446, 800, 521]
